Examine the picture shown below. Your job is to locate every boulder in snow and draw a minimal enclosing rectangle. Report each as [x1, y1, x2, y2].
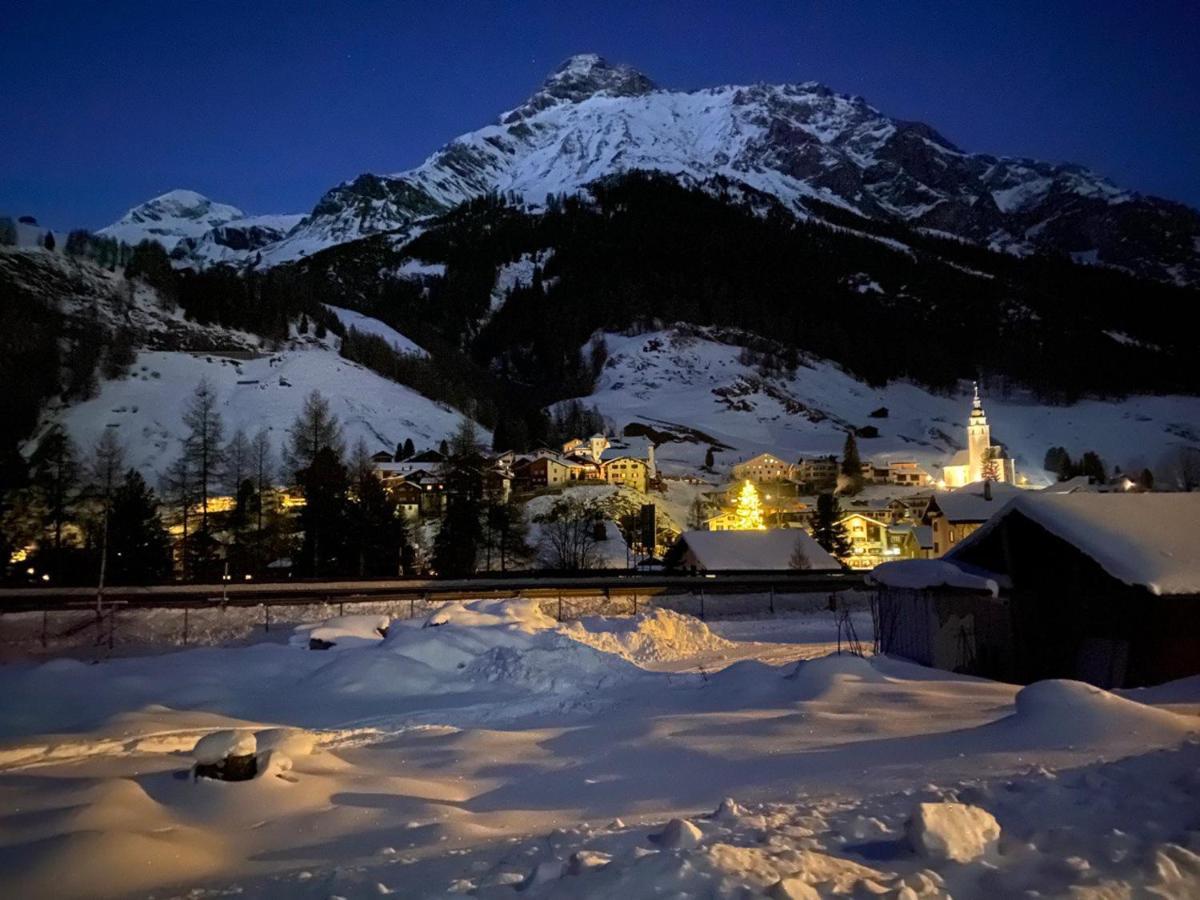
[649, 817, 703, 850]
[905, 801, 1000, 863]
[192, 730, 258, 782]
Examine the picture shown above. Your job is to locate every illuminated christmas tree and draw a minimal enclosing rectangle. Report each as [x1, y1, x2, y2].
[733, 479, 766, 530]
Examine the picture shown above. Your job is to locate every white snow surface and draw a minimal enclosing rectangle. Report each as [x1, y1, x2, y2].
[0, 601, 1197, 898]
[950, 492, 1200, 596]
[571, 327, 1200, 485]
[324, 304, 429, 357]
[290, 615, 391, 650]
[49, 342, 474, 478]
[868, 559, 1000, 596]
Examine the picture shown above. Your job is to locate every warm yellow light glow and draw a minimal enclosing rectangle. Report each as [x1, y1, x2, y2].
[731, 480, 767, 531]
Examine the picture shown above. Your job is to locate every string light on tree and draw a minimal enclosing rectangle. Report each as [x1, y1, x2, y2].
[733, 479, 766, 531]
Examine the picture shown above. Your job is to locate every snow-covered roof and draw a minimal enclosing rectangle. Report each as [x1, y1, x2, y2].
[949, 493, 1200, 596]
[679, 530, 841, 572]
[867, 559, 999, 597]
[927, 481, 1025, 522]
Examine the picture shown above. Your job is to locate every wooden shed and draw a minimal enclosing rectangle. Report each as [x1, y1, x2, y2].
[871, 493, 1200, 688]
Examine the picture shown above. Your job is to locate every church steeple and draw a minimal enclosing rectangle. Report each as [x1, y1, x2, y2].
[967, 382, 991, 481]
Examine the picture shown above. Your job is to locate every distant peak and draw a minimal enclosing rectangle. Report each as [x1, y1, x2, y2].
[502, 54, 657, 122]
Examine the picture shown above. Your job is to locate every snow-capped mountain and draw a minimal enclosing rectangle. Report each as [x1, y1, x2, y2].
[261, 53, 1200, 283]
[98, 189, 247, 251]
[171, 213, 306, 266]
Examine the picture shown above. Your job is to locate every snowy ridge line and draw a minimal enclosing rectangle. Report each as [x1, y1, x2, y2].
[0, 723, 445, 774]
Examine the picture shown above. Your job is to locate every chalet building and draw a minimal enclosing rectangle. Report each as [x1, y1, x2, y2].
[839, 512, 927, 569]
[871, 493, 1200, 688]
[923, 480, 1024, 555]
[942, 384, 1016, 488]
[667, 529, 841, 573]
[732, 452, 796, 484]
[888, 460, 934, 486]
[795, 455, 838, 486]
[370, 450, 395, 464]
[599, 455, 649, 492]
[860, 462, 892, 484]
[388, 480, 422, 519]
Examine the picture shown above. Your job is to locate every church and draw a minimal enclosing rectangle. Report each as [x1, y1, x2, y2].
[941, 385, 1017, 488]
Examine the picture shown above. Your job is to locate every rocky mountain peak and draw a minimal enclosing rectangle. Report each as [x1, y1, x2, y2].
[98, 189, 246, 251]
[502, 53, 657, 122]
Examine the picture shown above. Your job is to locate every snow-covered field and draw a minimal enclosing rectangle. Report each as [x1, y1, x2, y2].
[0, 599, 1196, 899]
[573, 327, 1200, 485]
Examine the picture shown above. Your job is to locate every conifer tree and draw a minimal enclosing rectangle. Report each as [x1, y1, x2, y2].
[839, 431, 863, 493]
[181, 378, 225, 534]
[28, 425, 80, 577]
[285, 390, 343, 479]
[811, 493, 852, 559]
[106, 470, 172, 584]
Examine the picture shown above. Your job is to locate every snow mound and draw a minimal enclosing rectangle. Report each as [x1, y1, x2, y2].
[649, 817, 704, 850]
[255, 728, 317, 758]
[192, 730, 256, 764]
[421, 597, 557, 633]
[786, 653, 887, 699]
[562, 608, 736, 664]
[305, 598, 643, 701]
[905, 801, 1000, 862]
[290, 615, 390, 650]
[1008, 679, 1198, 744]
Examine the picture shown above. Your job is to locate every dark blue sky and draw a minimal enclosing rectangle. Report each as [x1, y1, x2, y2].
[3, 1, 1198, 230]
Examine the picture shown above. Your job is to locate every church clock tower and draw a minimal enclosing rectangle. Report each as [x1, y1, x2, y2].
[966, 382, 991, 483]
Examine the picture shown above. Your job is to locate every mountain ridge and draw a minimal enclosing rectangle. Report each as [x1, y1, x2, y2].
[98, 54, 1200, 283]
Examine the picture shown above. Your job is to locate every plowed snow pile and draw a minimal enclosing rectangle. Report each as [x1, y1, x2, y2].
[562, 608, 736, 664]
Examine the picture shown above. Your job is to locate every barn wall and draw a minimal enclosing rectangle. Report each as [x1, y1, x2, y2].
[955, 513, 1200, 688]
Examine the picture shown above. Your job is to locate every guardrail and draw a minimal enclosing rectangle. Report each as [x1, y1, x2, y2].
[0, 572, 864, 613]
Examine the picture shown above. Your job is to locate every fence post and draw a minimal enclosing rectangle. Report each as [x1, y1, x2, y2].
[632, 592, 638, 616]
[410, 595, 415, 619]
[41, 609, 48, 648]
[769, 585, 775, 615]
[183, 606, 189, 646]
[557, 595, 563, 622]
[264, 604, 270, 632]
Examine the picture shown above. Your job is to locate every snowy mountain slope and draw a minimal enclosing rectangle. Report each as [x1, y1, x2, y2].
[172, 213, 305, 267]
[98, 189, 246, 251]
[3, 247, 479, 478]
[50, 342, 472, 478]
[262, 54, 1200, 282]
[571, 327, 1200, 485]
[323, 304, 428, 357]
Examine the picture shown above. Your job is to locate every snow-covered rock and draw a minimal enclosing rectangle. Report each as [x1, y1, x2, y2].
[649, 817, 704, 850]
[905, 801, 1000, 863]
[192, 730, 256, 765]
[290, 615, 391, 651]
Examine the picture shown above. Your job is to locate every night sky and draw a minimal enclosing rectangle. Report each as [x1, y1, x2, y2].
[3, 0, 1198, 230]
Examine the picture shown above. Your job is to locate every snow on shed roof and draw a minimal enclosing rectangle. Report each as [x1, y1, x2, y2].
[948, 493, 1200, 596]
[679, 529, 841, 572]
[927, 481, 1025, 522]
[867, 559, 999, 596]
